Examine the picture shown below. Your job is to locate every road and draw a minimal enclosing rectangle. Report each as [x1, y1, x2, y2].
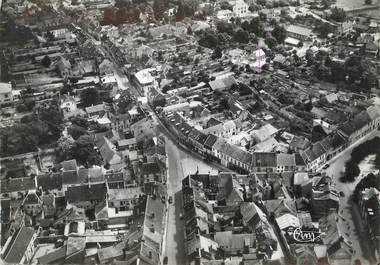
[163, 137, 217, 265]
[322, 130, 380, 264]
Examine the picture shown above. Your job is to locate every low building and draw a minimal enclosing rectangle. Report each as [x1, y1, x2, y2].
[0, 82, 13, 104]
[3, 226, 38, 264]
[286, 25, 313, 41]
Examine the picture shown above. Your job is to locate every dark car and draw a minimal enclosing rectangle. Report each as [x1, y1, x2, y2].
[163, 257, 168, 265]
[168, 196, 173, 204]
[323, 164, 330, 169]
[339, 191, 345, 197]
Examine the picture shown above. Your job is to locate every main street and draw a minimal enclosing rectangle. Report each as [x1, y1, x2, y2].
[322, 130, 380, 264]
[163, 137, 218, 265]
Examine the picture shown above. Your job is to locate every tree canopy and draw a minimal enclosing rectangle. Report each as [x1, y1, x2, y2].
[81, 87, 100, 107]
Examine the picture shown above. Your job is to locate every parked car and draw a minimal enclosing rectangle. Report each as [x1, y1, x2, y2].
[163, 257, 168, 265]
[168, 196, 173, 204]
[339, 191, 345, 197]
[323, 164, 330, 169]
[179, 213, 183, 219]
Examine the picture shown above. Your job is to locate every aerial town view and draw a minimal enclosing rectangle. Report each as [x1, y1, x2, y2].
[0, 0, 379, 264]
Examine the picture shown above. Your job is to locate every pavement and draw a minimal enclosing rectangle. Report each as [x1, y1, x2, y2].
[321, 130, 380, 265]
[163, 137, 217, 265]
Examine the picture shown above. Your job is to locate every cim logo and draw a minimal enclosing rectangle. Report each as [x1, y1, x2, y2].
[285, 227, 324, 244]
[293, 228, 323, 243]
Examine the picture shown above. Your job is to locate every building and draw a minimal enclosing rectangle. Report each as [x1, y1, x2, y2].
[286, 25, 313, 41]
[0, 82, 13, 104]
[358, 188, 380, 258]
[134, 68, 155, 96]
[229, 0, 249, 17]
[3, 226, 38, 264]
[338, 105, 380, 145]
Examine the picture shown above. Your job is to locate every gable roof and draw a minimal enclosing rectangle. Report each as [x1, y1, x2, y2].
[37, 173, 63, 191]
[1, 177, 36, 194]
[66, 183, 107, 203]
[209, 76, 236, 91]
[251, 153, 277, 168]
[4, 226, 35, 264]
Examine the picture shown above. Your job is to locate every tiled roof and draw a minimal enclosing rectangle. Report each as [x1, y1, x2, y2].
[251, 153, 277, 167]
[338, 111, 371, 136]
[204, 134, 218, 148]
[4, 227, 35, 264]
[66, 183, 107, 203]
[1, 177, 35, 194]
[37, 173, 62, 191]
[188, 128, 207, 145]
[214, 138, 252, 165]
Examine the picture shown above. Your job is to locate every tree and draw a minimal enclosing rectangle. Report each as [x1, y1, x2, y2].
[265, 36, 278, 49]
[314, 64, 330, 81]
[68, 125, 87, 140]
[153, 0, 168, 20]
[315, 22, 334, 38]
[329, 7, 346, 22]
[216, 21, 234, 35]
[233, 29, 249, 43]
[57, 134, 75, 161]
[71, 135, 102, 166]
[198, 32, 218, 48]
[344, 161, 360, 182]
[81, 87, 100, 107]
[41, 56, 51, 68]
[249, 17, 262, 36]
[212, 46, 223, 59]
[311, 125, 327, 143]
[271, 25, 286, 43]
[70, 116, 89, 129]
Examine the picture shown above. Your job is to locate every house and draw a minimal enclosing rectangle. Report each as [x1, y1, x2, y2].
[251, 152, 277, 173]
[319, 213, 353, 265]
[212, 138, 252, 172]
[117, 137, 137, 151]
[214, 231, 256, 256]
[136, 162, 164, 185]
[139, 193, 167, 265]
[85, 103, 105, 118]
[99, 137, 122, 166]
[3, 226, 38, 264]
[203, 120, 240, 138]
[0, 82, 13, 104]
[1, 199, 11, 225]
[240, 202, 268, 230]
[60, 94, 78, 118]
[311, 176, 339, 219]
[216, 173, 244, 206]
[65, 183, 107, 209]
[358, 188, 380, 257]
[0, 177, 36, 199]
[276, 153, 296, 173]
[338, 105, 380, 145]
[289, 136, 310, 152]
[299, 142, 328, 171]
[22, 190, 43, 217]
[286, 25, 313, 41]
[134, 68, 155, 96]
[188, 128, 208, 154]
[209, 76, 236, 91]
[251, 124, 279, 143]
[216, 9, 233, 20]
[229, 0, 249, 17]
[108, 187, 143, 217]
[105, 172, 125, 189]
[186, 234, 218, 263]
